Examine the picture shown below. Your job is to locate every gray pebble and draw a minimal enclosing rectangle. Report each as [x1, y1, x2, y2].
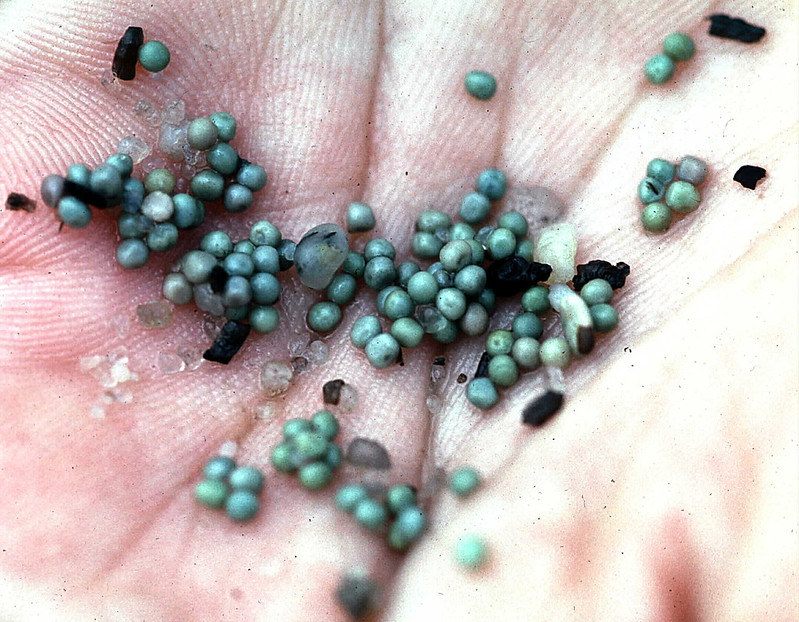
[346, 437, 391, 470]
[293, 223, 349, 289]
[40, 174, 65, 208]
[677, 156, 708, 186]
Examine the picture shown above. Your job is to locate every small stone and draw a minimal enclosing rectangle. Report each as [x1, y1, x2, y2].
[182, 144, 204, 167]
[176, 345, 204, 371]
[100, 67, 122, 93]
[293, 223, 349, 290]
[346, 437, 391, 470]
[254, 403, 276, 420]
[110, 314, 130, 339]
[136, 300, 173, 328]
[261, 361, 293, 397]
[426, 395, 443, 414]
[337, 384, 358, 413]
[158, 122, 190, 162]
[133, 99, 162, 127]
[202, 313, 225, 340]
[157, 352, 186, 374]
[141, 155, 169, 175]
[307, 340, 329, 365]
[161, 99, 186, 124]
[289, 333, 311, 357]
[193, 283, 225, 317]
[117, 135, 152, 165]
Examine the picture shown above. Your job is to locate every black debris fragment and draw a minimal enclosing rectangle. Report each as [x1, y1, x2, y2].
[112, 26, 144, 80]
[346, 437, 391, 470]
[432, 356, 446, 366]
[572, 260, 630, 291]
[323, 378, 346, 405]
[528, 261, 553, 284]
[577, 325, 595, 355]
[708, 14, 766, 43]
[5, 193, 35, 212]
[361, 480, 388, 498]
[208, 265, 229, 294]
[486, 256, 552, 296]
[202, 320, 251, 364]
[291, 356, 310, 374]
[336, 572, 377, 620]
[733, 165, 767, 190]
[522, 390, 564, 427]
[62, 179, 112, 208]
[474, 351, 492, 379]
[456, 373, 467, 384]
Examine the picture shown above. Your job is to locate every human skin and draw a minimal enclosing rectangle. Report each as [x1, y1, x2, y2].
[0, 0, 797, 620]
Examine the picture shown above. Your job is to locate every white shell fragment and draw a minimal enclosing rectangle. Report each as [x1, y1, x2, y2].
[141, 191, 174, 222]
[534, 222, 577, 285]
[293, 223, 349, 290]
[549, 284, 594, 355]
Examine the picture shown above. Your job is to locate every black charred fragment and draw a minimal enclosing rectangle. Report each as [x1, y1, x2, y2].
[456, 373, 467, 384]
[573, 260, 630, 291]
[474, 351, 492, 379]
[62, 179, 111, 208]
[208, 265, 229, 294]
[336, 574, 377, 620]
[733, 165, 767, 190]
[528, 261, 553, 283]
[202, 320, 251, 364]
[112, 26, 144, 80]
[577, 325, 595, 355]
[291, 356, 310, 374]
[708, 14, 766, 43]
[5, 193, 35, 212]
[522, 390, 564, 427]
[432, 356, 446, 366]
[486, 256, 552, 296]
[323, 378, 346, 405]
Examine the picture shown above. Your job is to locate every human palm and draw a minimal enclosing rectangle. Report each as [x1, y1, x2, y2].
[0, 1, 796, 620]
